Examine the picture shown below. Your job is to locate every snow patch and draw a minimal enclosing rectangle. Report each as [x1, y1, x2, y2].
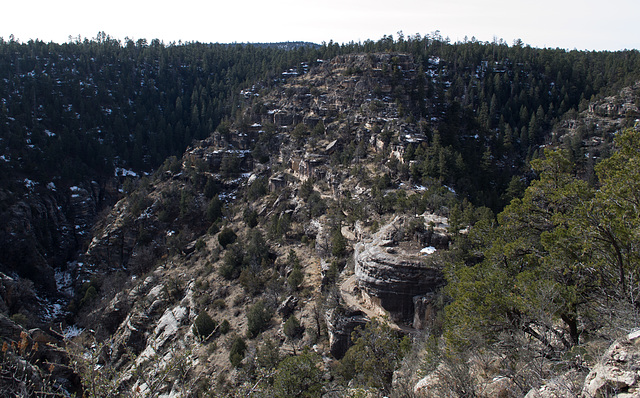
[63, 325, 84, 338]
[55, 267, 75, 297]
[115, 167, 138, 177]
[24, 178, 36, 189]
[420, 246, 437, 255]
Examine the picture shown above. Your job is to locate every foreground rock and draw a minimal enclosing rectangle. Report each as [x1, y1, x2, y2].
[581, 330, 640, 398]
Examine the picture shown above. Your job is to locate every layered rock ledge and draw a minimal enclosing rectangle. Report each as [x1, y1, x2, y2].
[354, 215, 446, 324]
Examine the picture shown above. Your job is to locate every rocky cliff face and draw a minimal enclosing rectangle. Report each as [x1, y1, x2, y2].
[354, 215, 447, 324]
[0, 179, 115, 323]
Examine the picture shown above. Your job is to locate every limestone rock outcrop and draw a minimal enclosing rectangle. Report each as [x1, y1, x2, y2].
[581, 330, 640, 398]
[354, 215, 446, 324]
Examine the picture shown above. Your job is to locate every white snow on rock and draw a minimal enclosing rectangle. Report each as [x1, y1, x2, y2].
[115, 167, 138, 177]
[420, 246, 437, 255]
[63, 325, 84, 338]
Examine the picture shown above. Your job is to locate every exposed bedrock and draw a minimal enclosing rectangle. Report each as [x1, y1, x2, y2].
[354, 215, 446, 324]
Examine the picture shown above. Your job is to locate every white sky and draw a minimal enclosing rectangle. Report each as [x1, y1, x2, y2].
[2, 0, 638, 51]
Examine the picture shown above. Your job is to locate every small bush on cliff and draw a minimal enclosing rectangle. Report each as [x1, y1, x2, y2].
[218, 227, 237, 248]
[193, 311, 217, 340]
[338, 319, 410, 392]
[331, 228, 347, 257]
[229, 336, 247, 368]
[283, 315, 303, 340]
[219, 244, 243, 280]
[247, 300, 273, 338]
[272, 349, 323, 398]
[287, 249, 304, 290]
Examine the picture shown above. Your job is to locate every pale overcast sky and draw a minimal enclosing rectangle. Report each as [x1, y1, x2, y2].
[2, 0, 638, 50]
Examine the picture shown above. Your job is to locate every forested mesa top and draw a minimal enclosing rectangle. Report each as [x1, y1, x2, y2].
[0, 33, 638, 189]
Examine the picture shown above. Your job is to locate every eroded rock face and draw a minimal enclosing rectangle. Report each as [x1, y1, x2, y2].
[581, 330, 640, 398]
[0, 186, 98, 293]
[325, 307, 368, 359]
[83, 198, 141, 273]
[354, 215, 446, 323]
[0, 181, 112, 323]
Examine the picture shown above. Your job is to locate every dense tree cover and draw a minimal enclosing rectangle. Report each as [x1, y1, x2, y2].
[2, 32, 638, 190]
[2, 32, 638, 215]
[0, 33, 323, 184]
[444, 128, 640, 364]
[338, 318, 411, 392]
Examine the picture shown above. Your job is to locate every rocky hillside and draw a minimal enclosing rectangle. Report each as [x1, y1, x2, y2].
[7, 52, 456, 396]
[1, 49, 640, 397]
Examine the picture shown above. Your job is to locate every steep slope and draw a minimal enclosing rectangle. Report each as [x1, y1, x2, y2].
[73, 53, 640, 396]
[49, 52, 459, 394]
[1, 46, 639, 396]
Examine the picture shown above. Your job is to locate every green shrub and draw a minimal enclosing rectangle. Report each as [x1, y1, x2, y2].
[283, 315, 303, 340]
[247, 300, 272, 338]
[243, 208, 259, 228]
[207, 222, 220, 235]
[288, 267, 303, 290]
[218, 228, 237, 248]
[219, 319, 230, 335]
[206, 197, 223, 222]
[229, 336, 247, 368]
[219, 244, 243, 280]
[256, 338, 281, 370]
[204, 178, 220, 199]
[195, 238, 207, 251]
[79, 282, 99, 308]
[193, 311, 217, 340]
[212, 299, 226, 310]
[299, 178, 314, 201]
[338, 319, 410, 392]
[239, 268, 264, 296]
[247, 177, 268, 200]
[331, 228, 347, 257]
[272, 349, 323, 398]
